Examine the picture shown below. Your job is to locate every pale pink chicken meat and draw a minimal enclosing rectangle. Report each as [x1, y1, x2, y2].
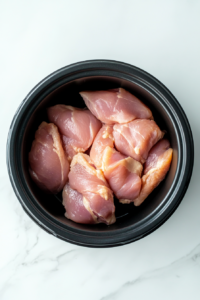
[80, 88, 153, 125]
[134, 139, 173, 206]
[47, 105, 102, 160]
[68, 153, 116, 225]
[62, 184, 96, 224]
[102, 146, 143, 203]
[29, 122, 69, 193]
[90, 124, 114, 169]
[113, 119, 164, 163]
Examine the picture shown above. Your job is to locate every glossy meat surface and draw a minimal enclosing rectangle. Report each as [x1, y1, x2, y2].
[80, 88, 153, 125]
[62, 183, 96, 224]
[102, 147, 143, 203]
[113, 119, 164, 163]
[48, 105, 102, 160]
[68, 153, 116, 225]
[134, 139, 173, 206]
[29, 122, 69, 193]
[90, 124, 114, 169]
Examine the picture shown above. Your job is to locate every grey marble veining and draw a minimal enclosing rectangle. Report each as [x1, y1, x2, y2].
[0, 0, 200, 299]
[101, 244, 200, 300]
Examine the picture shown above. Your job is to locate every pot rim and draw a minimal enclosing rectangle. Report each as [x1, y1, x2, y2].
[6, 59, 194, 247]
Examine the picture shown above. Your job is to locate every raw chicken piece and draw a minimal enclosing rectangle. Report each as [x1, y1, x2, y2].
[47, 105, 102, 160]
[68, 153, 116, 225]
[102, 147, 143, 203]
[113, 119, 164, 163]
[29, 122, 69, 193]
[62, 184, 96, 224]
[90, 124, 114, 169]
[79, 88, 153, 125]
[134, 139, 173, 206]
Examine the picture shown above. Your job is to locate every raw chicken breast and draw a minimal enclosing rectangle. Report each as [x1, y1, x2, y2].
[62, 183, 96, 224]
[47, 105, 102, 160]
[134, 139, 173, 206]
[113, 119, 164, 163]
[90, 124, 114, 169]
[102, 147, 143, 203]
[29, 122, 69, 193]
[68, 153, 116, 225]
[80, 88, 153, 125]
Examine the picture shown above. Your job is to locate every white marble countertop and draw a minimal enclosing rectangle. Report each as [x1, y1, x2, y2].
[0, 1, 200, 299]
